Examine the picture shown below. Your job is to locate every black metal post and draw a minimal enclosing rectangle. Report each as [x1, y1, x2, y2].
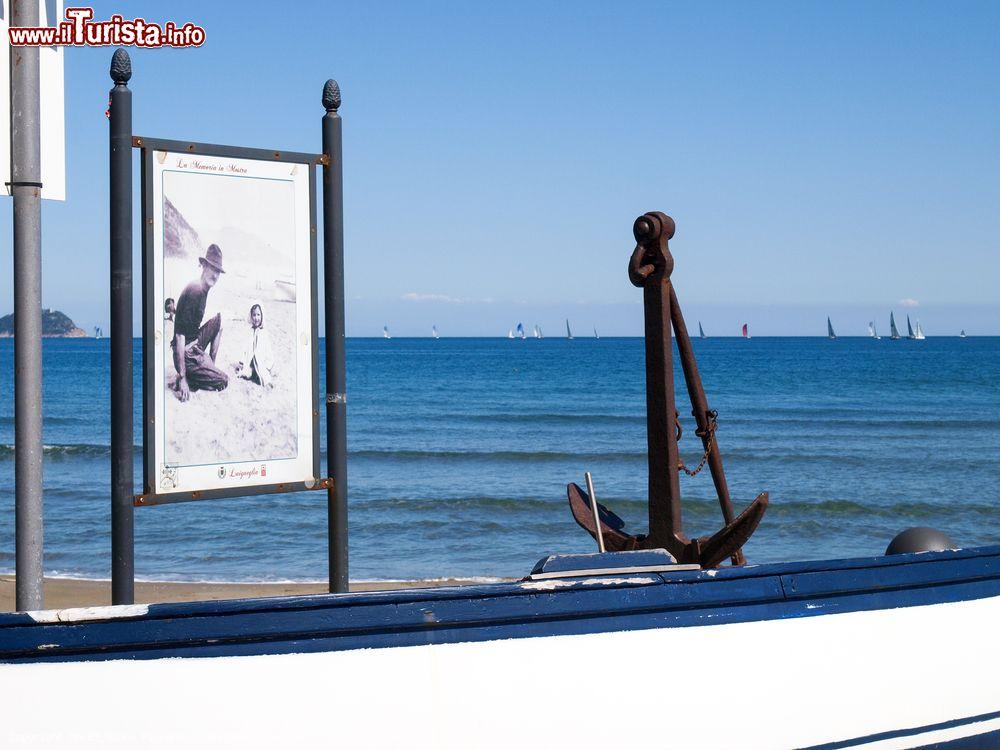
[11, 0, 45, 611]
[322, 80, 348, 593]
[109, 49, 134, 605]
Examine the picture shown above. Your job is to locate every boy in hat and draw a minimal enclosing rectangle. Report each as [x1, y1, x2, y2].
[171, 243, 229, 401]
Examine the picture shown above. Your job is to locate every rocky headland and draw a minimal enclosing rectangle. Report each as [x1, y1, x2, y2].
[0, 309, 87, 338]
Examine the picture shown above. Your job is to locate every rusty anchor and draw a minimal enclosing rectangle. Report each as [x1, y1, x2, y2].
[566, 212, 768, 568]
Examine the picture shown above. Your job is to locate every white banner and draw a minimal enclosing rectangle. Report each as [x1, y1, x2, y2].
[0, 0, 66, 201]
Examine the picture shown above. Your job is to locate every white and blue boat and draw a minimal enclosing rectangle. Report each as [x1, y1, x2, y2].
[0, 545, 997, 748]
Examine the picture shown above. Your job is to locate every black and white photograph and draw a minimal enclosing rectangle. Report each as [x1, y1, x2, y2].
[147, 147, 317, 497]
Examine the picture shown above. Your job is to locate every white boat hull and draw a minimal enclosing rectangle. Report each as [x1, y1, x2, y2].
[1, 596, 996, 748]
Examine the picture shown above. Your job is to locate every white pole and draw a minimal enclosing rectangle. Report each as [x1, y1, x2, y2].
[584, 472, 605, 553]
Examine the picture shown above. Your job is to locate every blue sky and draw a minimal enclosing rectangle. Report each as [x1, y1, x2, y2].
[1, 0, 998, 336]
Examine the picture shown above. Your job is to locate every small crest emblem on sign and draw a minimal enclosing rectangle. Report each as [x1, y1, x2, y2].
[218, 466, 226, 479]
[160, 465, 177, 490]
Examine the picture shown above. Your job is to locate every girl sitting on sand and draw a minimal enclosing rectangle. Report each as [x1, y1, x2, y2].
[235, 303, 275, 387]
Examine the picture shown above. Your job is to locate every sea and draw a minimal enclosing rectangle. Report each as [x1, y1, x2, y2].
[1, 336, 998, 583]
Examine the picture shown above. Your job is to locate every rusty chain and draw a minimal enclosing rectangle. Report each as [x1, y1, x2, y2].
[676, 411, 718, 477]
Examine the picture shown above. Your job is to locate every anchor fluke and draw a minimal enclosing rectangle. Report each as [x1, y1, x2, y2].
[696, 493, 768, 569]
[567, 482, 645, 552]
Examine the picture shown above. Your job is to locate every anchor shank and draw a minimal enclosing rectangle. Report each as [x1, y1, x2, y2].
[642, 272, 686, 553]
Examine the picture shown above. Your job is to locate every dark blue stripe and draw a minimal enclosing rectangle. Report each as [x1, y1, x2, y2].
[0, 545, 996, 664]
[799, 710, 1000, 749]
[913, 729, 1000, 749]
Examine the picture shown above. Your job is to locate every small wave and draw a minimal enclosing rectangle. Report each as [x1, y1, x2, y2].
[363, 494, 649, 512]
[348, 448, 644, 462]
[0, 443, 121, 460]
[343, 447, 995, 471]
[722, 417, 1000, 431]
[770, 498, 1000, 520]
[450, 413, 644, 425]
[0, 415, 93, 427]
[357, 494, 1000, 524]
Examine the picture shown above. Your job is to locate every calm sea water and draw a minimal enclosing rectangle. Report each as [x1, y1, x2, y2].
[1, 337, 998, 582]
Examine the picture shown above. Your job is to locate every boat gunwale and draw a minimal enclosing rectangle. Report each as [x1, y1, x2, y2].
[0, 546, 996, 664]
[0, 544, 996, 629]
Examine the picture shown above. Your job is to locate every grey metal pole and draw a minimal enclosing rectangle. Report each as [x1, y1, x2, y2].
[10, 0, 44, 611]
[109, 49, 134, 605]
[322, 80, 348, 593]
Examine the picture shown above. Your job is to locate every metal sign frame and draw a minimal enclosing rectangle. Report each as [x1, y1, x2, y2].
[135, 137, 323, 506]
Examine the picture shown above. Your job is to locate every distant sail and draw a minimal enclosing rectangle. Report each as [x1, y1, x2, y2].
[889, 312, 901, 340]
[432, 325, 439, 339]
[93, 326, 102, 339]
[868, 321, 880, 340]
[698, 321, 706, 339]
[960, 329, 967, 338]
[593, 326, 599, 339]
[507, 329, 514, 339]
[914, 320, 925, 340]
[537, 326, 544, 339]
[516, 323, 526, 340]
[383, 325, 391, 339]
[742, 323, 750, 339]
[827, 317, 836, 340]
[906, 315, 915, 340]
[533, 325, 541, 339]
[566, 319, 573, 340]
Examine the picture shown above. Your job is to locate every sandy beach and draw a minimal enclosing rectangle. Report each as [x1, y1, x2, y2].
[0, 576, 506, 613]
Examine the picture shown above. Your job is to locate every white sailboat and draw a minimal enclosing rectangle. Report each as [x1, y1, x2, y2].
[914, 320, 926, 340]
[960, 330, 967, 338]
[533, 325, 541, 339]
[698, 321, 706, 339]
[868, 321, 880, 340]
[593, 326, 599, 339]
[889, 312, 901, 340]
[383, 325, 391, 339]
[906, 315, 916, 340]
[566, 319, 573, 340]
[516, 323, 525, 340]
[432, 325, 439, 339]
[827, 317, 836, 340]
[507, 329, 514, 339]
